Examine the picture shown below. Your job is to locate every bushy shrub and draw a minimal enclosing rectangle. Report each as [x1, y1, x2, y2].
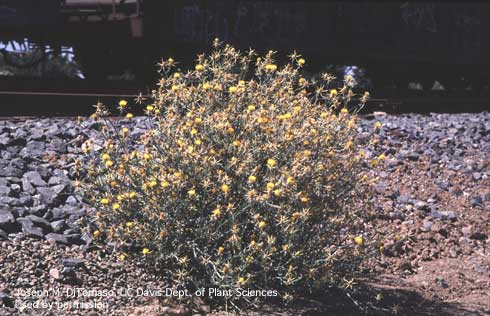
[80, 40, 374, 305]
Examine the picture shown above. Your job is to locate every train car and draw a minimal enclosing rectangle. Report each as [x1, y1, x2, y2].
[0, 0, 489, 94]
[144, 0, 490, 93]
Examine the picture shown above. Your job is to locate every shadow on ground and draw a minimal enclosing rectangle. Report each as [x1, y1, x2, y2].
[258, 282, 486, 316]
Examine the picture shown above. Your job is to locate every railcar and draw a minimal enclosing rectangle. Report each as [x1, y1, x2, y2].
[0, 0, 489, 94]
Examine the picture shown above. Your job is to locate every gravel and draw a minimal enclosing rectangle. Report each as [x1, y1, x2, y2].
[0, 112, 489, 315]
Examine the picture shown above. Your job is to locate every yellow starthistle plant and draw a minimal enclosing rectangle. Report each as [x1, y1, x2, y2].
[81, 42, 375, 307]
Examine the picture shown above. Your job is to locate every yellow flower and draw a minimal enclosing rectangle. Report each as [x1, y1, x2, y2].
[143, 153, 151, 160]
[286, 176, 295, 185]
[118, 100, 127, 107]
[248, 175, 257, 183]
[195, 64, 204, 71]
[149, 180, 158, 188]
[257, 117, 267, 124]
[129, 191, 136, 198]
[265, 64, 277, 71]
[344, 141, 353, 149]
[126, 221, 135, 228]
[188, 189, 196, 196]
[121, 127, 129, 135]
[300, 195, 309, 203]
[190, 128, 198, 135]
[146, 105, 154, 111]
[267, 158, 276, 167]
[227, 127, 235, 134]
[194, 117, 202, 124]
[374, 121, 382, 129]
[238, 277, 246, 284]
[354, 236, 364, 246]
[258, 221, 266, 229]
[194, 139, 202, 145]
[112, 203, 120, 210]
[167, 57, 174, 63]
[161, 180, 170, 188]
[341, 108, 349, 114]
[102, 153, 110, 161]
[273, 189, 282, 196]
[330, 89, 338, 96]
[293, 105, 302, 112]
[126, 113, 133, 119]
[119, 254, 127, 261]
[232, 140, 240, 147]
[212, 207, 221, 217]
[228, 86, 238, 93]
[93, 230, 101, 238]
[105, 160, 113, 168]
[142, 248, 151, 255]
[173, 72, 180, 79]
[248, 104, 255, 111]
[217, 246, 225, 254]
[298, 58, 305, 65]
[278, 113, 292, 120]
[378, 153, 386, 160]
[221, 184, 230, 193]
[171, 85, 179, 91]
[202, 82, 212, 90]
[100, 198, 109, 204]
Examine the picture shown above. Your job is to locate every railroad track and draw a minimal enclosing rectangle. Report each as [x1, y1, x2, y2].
[0, 80, 488, 116]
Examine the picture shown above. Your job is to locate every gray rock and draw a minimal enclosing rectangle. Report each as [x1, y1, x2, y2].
[21, 177, 35, 194]
[18, 195, 33, 206]
[429, 209, 457, 221]
[37, 187, 57, 205]
[28, 205, 46, 216]
[23, 171, 47, 187]
[0, 210, 15, 228]
[16, 218, 44, 238]
[397, 195, 411, 204]
[48, 176, 62, 185]
[20, 141, 46, 158]
[415, 201, 429, 211]
[0, 186, 11, 196]
[46, 233, 69, 244]
[0, 196, 21, 206]
[65, 195, 81, 206]
[24, 215, 52, 231]
[62, 258, 85, 268]
[50, 219, 65, 233]
[51, 184, 67, 195]
[0, 158, 25, 177]
[471, 196, 483, 208]
[472, 172, 482, 180]
[48, 138, 67, 153]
